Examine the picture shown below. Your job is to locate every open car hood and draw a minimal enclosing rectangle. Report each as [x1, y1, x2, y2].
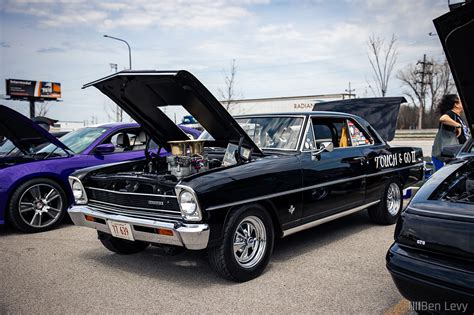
[313, 97, 406, 141]
[434, 2, 474, 133]
[0, 105, 69, 154]
[83, 71, 262, 154]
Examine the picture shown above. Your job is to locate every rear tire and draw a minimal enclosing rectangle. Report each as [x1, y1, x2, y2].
[368, 179, 402, 225]
[98, 231, 149, 254]
[208, 204, 274, 282]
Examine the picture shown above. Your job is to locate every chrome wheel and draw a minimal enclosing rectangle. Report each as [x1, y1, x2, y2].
[386, 182, 401, 216]
[233, 216, 267, 269]
[18, 184, 63, 228]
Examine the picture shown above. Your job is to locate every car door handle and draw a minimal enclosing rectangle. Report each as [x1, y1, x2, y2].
[343, 157, 366, 164]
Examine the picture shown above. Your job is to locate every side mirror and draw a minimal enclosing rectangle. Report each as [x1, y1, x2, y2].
[440, 144, 462, 159]
[311, 141, 334, 158]
[95, 143, 115, 155]
[319, 141, 334, 153]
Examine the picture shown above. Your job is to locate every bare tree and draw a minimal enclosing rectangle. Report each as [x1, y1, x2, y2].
[397, 104, 418, 129]
[428, 60, 455, 112]
[367, 34, 398, 97]
[36, 102, 51, 117]
[397, 58, 455, 128]
[218, 59, 242, 112]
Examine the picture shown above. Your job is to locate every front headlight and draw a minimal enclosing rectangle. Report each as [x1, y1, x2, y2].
[176, 185, 202, 221]
[68, 176, 88, 205]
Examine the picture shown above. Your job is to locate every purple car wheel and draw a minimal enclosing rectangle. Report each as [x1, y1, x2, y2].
[8, 178, 67, 233]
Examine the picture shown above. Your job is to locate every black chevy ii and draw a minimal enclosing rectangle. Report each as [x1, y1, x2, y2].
[386, 1, 474, 309]
[68, 71, 423, 282]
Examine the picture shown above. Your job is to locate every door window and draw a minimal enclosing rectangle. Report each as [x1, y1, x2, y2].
[100, 128, 146, 153]
[302, 121, 317, 151]
[311, 117, 372, 149]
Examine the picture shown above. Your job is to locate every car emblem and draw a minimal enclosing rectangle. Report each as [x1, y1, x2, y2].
[148, 200, 164, 206]
[288, 205, 295, 215]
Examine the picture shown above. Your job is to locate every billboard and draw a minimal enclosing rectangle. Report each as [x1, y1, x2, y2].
[6, 79, 61, 100]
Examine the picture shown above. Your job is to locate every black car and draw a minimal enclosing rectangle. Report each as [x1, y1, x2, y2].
[68, 70, 423, 282]
[386, 2, 474, 310]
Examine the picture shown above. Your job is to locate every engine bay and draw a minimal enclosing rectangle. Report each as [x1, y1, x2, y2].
[431, 161, 474, 204]
[87, 140, 225, 194]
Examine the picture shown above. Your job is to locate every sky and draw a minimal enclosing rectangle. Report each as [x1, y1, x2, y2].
[0, 0, 454, 125]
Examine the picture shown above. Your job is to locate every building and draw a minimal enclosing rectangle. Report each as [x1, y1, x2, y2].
[51, 121, 86, 132]
[225, 93, 354, 115]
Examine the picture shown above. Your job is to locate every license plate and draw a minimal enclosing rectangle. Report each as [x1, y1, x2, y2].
[107, 220, 134, 241]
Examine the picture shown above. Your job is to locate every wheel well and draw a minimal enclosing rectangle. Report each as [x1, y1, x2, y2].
[6, 175, 70, 209]
[257, 200, 283, 238]
[223, 200, 283, 239]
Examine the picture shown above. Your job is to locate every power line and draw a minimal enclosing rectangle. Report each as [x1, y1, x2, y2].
[415, 54, 433, 129]
[345, 82, 356, 99]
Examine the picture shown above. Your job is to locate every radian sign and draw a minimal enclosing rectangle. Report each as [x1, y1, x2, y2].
[6, 79, 61, 100]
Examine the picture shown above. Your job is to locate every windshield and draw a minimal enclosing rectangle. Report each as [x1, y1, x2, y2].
[199, 116, 304, 150]
[39, 127, 108, 154]
[0, 140, 19, 157]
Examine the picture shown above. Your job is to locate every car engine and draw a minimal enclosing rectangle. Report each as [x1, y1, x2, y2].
[432, 161, 474, 204]
[166, 140, 209, 179]
[87, 139, 219, 194]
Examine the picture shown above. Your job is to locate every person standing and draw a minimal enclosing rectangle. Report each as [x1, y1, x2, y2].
[432, 94, 471, 171]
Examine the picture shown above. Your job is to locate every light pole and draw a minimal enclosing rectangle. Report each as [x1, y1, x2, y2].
[103, 35, 132, 70]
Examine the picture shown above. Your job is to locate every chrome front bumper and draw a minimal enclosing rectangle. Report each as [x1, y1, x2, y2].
[68, 206, 210, 250]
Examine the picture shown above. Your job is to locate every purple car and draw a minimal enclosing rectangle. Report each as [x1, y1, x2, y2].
[0, 105, 200, 233]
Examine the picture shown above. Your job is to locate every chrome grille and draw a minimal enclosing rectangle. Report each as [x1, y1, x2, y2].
[86, 187, 179, 211]
[85, 187, 182, 222]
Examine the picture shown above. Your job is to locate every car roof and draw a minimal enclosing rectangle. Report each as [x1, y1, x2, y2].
[89, 122, 140, 128]
[234, 111, 360, 119]
[234, 111, 382, 143]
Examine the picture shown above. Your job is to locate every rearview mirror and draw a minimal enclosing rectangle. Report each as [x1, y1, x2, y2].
[95, 143, 115, 155]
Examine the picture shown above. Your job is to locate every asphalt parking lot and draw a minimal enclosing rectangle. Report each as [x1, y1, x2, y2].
[0, 210, 415, 314]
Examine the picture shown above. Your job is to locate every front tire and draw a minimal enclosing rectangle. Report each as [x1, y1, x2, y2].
[368, 179, 403, 225]
[7, 178, 67, 233]
[208, 204, 274, 282]
[98, 231, 150, 255]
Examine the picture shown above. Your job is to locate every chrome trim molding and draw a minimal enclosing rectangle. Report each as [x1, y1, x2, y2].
[86, 186, 177, 199]
[175, 184, 203, 221]
[365, 162, 424, 178]
[282, 200, 380, 237]
[68, 205, 210, 250]
[89, 199, 180, 214]
[88, 202, 182, 221]
[206, 174, 367, 211]
[237, 115, 307, 152]
[206, 163, 422, 211]
[88, 206, 180, 223]
[299, 117, 313, 152]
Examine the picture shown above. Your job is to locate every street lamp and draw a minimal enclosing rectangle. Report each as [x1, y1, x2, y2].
[103, 35, 132, 70]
